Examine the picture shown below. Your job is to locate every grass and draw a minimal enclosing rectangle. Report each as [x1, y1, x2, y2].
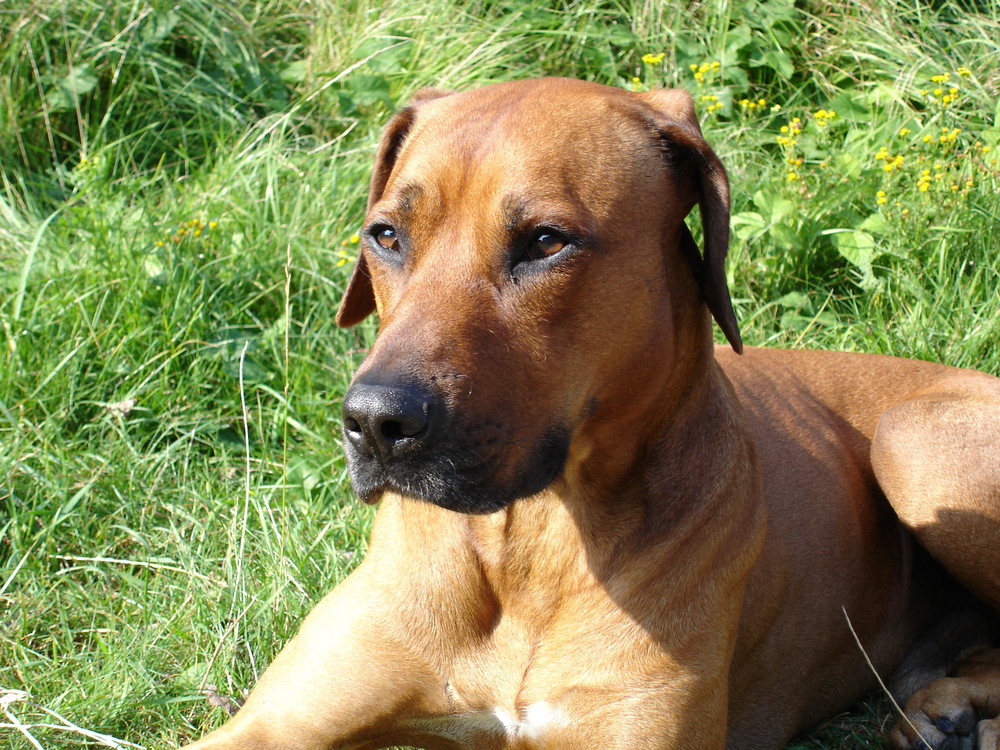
[1, 0, 999, 747]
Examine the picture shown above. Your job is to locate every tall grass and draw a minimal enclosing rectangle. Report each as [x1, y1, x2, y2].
[1, 1, 998, 748]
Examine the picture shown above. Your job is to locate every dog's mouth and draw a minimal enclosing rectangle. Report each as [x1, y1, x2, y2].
[344, 426, 570, 514]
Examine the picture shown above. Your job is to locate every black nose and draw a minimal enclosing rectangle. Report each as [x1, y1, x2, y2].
[342, 382, 434, 461]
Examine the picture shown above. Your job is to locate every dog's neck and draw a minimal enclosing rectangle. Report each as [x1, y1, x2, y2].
[460, 354, 763, 623]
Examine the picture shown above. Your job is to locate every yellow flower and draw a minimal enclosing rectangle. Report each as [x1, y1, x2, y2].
[876, 190, 887, 205]
[350, 233, 360, 244]
[642, 53, 666, 65]
[899, 128, 911, 137]
[957, 67, 972, 77]
[786, 171, 799, 182]
[881, 154, 905, 172]
[691, 61, 721, 84]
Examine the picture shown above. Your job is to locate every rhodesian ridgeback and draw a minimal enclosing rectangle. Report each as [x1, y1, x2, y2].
[183, 78, 1000, 750]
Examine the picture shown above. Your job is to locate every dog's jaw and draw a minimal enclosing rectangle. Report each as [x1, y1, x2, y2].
[343, 416, 571, 513]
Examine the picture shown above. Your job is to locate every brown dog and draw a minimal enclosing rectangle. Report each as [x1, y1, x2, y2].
[183, 78, 1000, 750]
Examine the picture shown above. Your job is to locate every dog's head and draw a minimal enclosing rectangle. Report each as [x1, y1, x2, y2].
[336, 78, 740, 513]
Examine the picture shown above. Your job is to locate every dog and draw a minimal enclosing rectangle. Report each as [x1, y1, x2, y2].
[182, 78, 1000, 750]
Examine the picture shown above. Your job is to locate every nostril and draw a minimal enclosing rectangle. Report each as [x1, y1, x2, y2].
[381, 420, 405, 441]
[381, 415, 426, 442]
[342, 381, 435, 457]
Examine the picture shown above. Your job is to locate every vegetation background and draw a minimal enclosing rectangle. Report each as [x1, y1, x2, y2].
[1, 0, 998, 747]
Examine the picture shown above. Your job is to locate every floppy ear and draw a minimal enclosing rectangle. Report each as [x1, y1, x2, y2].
[335, 88, 453, 328]
[637, 88, 743, 354]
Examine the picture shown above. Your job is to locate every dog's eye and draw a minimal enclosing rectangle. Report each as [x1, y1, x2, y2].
[525, 231, 567, 261]
[374, 226, 400, 253]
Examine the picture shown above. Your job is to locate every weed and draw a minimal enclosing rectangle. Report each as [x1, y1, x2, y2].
[1, 1, 998, 747]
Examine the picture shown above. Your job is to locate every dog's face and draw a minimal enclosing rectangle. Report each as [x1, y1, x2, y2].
[337, 78, 739, 513]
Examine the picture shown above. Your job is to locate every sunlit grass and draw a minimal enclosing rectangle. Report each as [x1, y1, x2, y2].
[1, 0, 998, 747]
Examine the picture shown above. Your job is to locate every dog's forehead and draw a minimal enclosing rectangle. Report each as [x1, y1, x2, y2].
[379, 79, 662, 221]
[416, 79, 649, 161]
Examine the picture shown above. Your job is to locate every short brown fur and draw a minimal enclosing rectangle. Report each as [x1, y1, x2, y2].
[183, 78, 1000, 750]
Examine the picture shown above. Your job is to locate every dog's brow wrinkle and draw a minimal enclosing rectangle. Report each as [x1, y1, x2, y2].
[502, 197, 528, 233]
[388, 182, 423, 216]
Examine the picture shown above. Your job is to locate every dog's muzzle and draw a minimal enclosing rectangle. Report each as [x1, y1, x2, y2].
[341, 375, 569, 514]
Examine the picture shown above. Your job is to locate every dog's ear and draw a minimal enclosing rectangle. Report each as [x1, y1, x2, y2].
[637, 88, 742, 354]
[335, 88, 453, 328]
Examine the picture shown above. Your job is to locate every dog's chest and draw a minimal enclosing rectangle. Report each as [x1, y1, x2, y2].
[409, 701, 569, 749]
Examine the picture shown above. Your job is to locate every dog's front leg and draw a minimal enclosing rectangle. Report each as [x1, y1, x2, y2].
[182, 499, 474, 750]
[181, 559, 451, 750]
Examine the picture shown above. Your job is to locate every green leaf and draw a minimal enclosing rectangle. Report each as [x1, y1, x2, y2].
[830, 90, 870, 118]
[773, 291, 812, 311]
[770, 223, 804, 251]
[725, 25, 754, 57]
[752, 190, 796, 225]
[754, 48, 794, 79]
[45, 65, 98, 112]
[140, 10, 180, 46]
[281, 60, 308, 84]
[833, 152, 863, 179]
[828, 229, 876, 277]
[858, 214, 888, 234]
[731, 211, 768, 244]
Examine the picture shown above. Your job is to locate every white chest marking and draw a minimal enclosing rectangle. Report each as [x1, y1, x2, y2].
[494, 701, 567, 740]
[518, 701, 566, 739]
[412, 701, 568, 746]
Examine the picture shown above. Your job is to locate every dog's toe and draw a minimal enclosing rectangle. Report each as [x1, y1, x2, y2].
[976, 718, 1000, 749]
[891, 678, 980, 749]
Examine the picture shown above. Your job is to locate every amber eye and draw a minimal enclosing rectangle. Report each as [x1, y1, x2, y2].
[525, 232, 567, 261]
[373, 226, 400, 253]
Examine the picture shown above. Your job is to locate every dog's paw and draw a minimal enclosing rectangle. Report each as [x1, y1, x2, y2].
[890, 677, 996, 749]
[976, 718, 1000, 749]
